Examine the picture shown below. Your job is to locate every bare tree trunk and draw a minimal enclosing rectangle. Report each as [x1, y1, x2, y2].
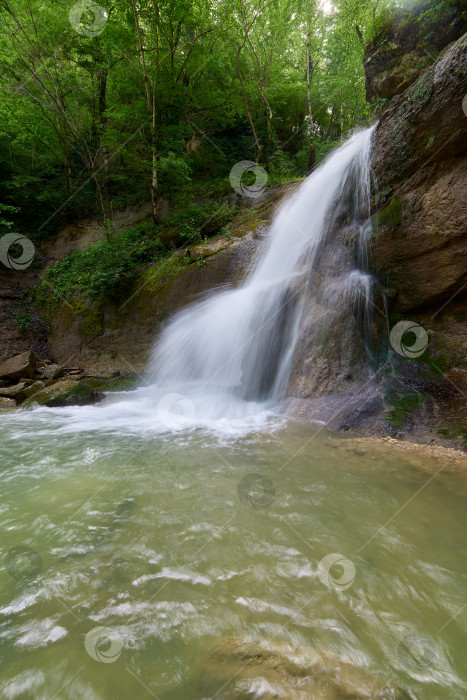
[247, 36, 273, 142]
[229, 1, 265, 163]
[306, 24, 316, 172]
[131, 0, 159, 222]
[236, 43, 262, 162]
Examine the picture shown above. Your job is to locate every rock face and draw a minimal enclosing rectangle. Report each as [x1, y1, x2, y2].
[364, 1, 466, 101]
[370, 35, 467, 313]
[364, 34, 467, 445]
[285, 34, 467, 444]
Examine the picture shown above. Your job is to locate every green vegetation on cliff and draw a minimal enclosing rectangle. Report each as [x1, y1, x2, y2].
[40, 223, 167, 306]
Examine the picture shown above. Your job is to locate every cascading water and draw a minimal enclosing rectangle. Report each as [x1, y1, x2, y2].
[4, 127, 376, 436]
[148, 126, 376, 422]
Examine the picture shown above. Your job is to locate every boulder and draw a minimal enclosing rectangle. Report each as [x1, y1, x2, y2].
[16, 381, 46, 404]
[0, 351, 37, 381]
[24, 379, 105, 408]
[39, 364, 64, 382]
[0, 382, 29, 399]
[0, 397, 16, 409]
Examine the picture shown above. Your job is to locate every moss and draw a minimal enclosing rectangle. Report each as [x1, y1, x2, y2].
[25, 380, 104, 407]
[437, 426, 467, 442]
[82, 376, 137, 392]
[406, 70, 433, 109]
[137, 257, 185, 296]
[77, 304, 104, 340]
[376, 197, 403, 230]
[424, 354, 452, 377]
[385, 391, 426, 428]
[25, 375, 136, 407]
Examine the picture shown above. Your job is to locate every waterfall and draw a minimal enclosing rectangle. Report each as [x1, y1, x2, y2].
[149, 126, 376, 421]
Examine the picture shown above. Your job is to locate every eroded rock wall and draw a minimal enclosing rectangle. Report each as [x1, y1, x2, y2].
[285, 35, 467, 445]
[370, 35, 467, 313]
[364, 1, 466, 101]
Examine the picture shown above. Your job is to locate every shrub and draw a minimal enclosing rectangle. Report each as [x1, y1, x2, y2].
[163, 201, 232, 243]
[40, 222, 166, 305]
[159, 152, 192, 194]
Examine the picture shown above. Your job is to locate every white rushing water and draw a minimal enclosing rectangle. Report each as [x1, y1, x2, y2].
[5, 126, 375, 437]
[147, 126, 376, 422]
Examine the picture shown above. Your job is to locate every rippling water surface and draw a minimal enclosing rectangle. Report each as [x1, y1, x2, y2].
[1, 396, 467, 699]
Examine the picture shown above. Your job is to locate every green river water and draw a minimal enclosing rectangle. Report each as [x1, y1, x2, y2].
[1, 400, 467, 699]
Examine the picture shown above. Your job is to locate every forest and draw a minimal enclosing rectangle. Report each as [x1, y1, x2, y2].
[0, 0, 458, 237]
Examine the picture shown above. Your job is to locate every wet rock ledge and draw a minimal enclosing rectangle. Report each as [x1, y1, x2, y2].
[0, 350, 135, 409]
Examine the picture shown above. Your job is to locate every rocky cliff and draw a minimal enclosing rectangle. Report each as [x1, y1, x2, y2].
[368, 33, 467, 445]
[364, 0, 466, 101]
[285, 33, 467, 446]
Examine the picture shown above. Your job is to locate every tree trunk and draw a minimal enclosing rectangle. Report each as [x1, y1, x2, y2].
[236, 43, 262, 162]
[131, 0, 159, 222]
[306, 25, 316, 172]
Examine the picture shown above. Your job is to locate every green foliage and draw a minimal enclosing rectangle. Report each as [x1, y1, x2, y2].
[159, 152, 192, 194]
[0, 0, 395, 235]
[163, 202, 232, 244]
[13, 290, 35, 333]
[15, 311, 33, 333]
[370, 96, 390, 115]
[0, 202, 20, 233]
[40, 223, 166, 305]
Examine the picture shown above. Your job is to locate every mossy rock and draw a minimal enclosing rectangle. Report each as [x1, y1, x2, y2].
[375, 196, 403, 230]
[385, 391, 426, 428]
[81, 376, 137, 392]
[78, 306, 104, 340]
[24, 379, 105, 408]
